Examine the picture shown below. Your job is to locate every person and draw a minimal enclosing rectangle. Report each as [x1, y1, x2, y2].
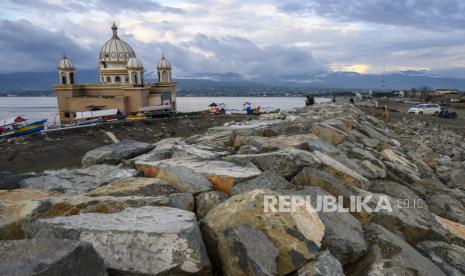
[349, 97, 355, 104]
[305, 95, 315, 106]
[245, 105, 253, 115]
[332, 96, 336, 103]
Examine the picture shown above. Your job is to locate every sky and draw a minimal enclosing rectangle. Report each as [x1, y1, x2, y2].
[1, 0, 465, 80]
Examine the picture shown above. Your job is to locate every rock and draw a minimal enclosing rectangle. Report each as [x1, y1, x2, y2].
[225, 149, 318, 179]
[222, 224, 279, 276]
[448, 168, 465, 189]
[195, 191, 228, 219]
[167, 193, 195, 211]
[0, 239, 107, 276]
[236, 144, 260, 154]
[287, 187, 367, 265]
[434, 215, 465, 243]
[231, 170, 290, 195]
[427, 194, 465, 224]
[362, 138, 379, 148]
[144, 165, 212, 195]
[0, 172, 36, 190]
[31, 207, 211, 275]
[0, 189, 57, 239]
[236, 134, 316, 153]
[297, 250, 345, 276]
[416, 241, 465, 275]
[123, 138, 185, 167]
[82, 139, 154, 166]
[21, 165, 138, 194]
[200, 190, 325, 275]
[86, 177, 180, 197]
[305, 138, 339, 154]
[188, 130, 235, 147]
[136, 158, 261, 183]
[311, 122, 347, 145]
[346, 223, 446, 276]
[171, 143, 230, 160]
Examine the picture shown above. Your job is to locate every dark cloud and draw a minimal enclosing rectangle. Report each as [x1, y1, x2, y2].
[279, 0, 465, 29]
[0, 19, 95, 73]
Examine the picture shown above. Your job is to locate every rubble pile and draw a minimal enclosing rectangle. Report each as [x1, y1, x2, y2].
[1, 103, 465, 275]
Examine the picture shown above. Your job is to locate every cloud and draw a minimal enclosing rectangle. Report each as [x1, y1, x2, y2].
[279, 0, 465, 29]
[0, 19, 95, 73]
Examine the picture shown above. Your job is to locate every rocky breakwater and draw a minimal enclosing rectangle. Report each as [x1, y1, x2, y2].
[1, 102, 465, 275]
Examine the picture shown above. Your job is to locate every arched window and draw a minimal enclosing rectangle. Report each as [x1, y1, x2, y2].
[162, 71, 168, 82]
[69, 72, 75, 84]
[61, 75, 67, 85]
[106, 76, 111, 83]
[132, 72, 138, 84]
[115, 76, 121, 83]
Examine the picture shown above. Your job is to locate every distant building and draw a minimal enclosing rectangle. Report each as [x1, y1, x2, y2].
[53, 23, 176, 123]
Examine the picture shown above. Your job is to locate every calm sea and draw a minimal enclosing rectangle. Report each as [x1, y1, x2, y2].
[0, 96, 329, 124]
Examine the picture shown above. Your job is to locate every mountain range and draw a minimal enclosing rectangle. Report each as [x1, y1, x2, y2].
[1, 69, 465, 92]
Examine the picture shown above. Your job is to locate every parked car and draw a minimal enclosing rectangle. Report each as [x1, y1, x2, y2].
[407, 104, 441, 115]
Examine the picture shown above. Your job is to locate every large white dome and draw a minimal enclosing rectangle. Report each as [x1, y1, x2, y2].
[99, 23, 136, 64]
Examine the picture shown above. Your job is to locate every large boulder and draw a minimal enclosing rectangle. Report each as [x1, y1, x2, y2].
[195, 191, 228, 219]
[20, 165, 138, 194]
[223, 224, 279, 276]
[286, 187, 367, 265]
[427, 194, 465, 224]
[0, 239, 107, 276]
[231, 170, 291, 195]
[82, 140, 154, 166]
[171, 143, 230, 160]
[123, 138, 185, 167]
[346, 224, 446, 276]
[136, 158, 261, 191]
[200, 190, 325, 275]
[0, 172, 36, 190]
[416, 241, 465, 275]
[86, 177, 181, 197]
[235, 134, 317, 153]
[0, 189, 57, 239]
[297, 250, 345, 276]
[311, 122, 347, 145]
[148, 165, 212, 195]
[31, 207, 211, 275]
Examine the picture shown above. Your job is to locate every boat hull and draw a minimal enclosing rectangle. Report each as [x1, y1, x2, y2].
[0, 119, 47, 139]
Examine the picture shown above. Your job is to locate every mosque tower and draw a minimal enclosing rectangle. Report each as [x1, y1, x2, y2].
[57, 54, 75, 85]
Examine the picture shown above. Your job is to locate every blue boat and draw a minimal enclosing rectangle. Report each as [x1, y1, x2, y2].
[0, 117, 47, 139]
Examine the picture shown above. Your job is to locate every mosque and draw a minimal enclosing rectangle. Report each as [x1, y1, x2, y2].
[53, 23, 176, 123]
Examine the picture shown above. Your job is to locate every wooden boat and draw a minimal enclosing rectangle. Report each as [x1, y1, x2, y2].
[0, 117, 47, 139]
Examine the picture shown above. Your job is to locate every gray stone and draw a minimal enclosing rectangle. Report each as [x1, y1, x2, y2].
[0, 239, 107, 276]
[346, 224, 446, 276]
[86, 177, 180, 197]
[311, 122, 347, 145]
[195, 191, 228, 219]
[231, 170, 291, 195]
[154, 166, 212, 195]
[223, 224, 279, 276]
[236, 144, 260, 154]
[0, 172, 37, 190]
[416, 241, 465, 275]
[297, 250, 345, 276]
[427, 194, 465, 224]
[286, 187, 367, 265]
[82, 140, 154, 166]
[167, 193, 195, 211]
[123, 137, 185, 167]
[171, 143, 230, 160]
[136, 157, 261, 182]
[31, 207, 211, 275]
[448, 169, 465, 189]
[21, 165, 138, 194]
[305, 138, 339, 154]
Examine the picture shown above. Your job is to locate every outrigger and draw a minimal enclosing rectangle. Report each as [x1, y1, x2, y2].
[0, 116, 47, 139]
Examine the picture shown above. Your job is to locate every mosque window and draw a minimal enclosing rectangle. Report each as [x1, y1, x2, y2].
[61, 75, 67, 85]
[70, 73, 75, 84]
[115, 76, 121, 83]
[106, 76, 111, 83]
[162, 71, 168, 82]
[64, 112, 70, 118]
[133, 73, 138, 84]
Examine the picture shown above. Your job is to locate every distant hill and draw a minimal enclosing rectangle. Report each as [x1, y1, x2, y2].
[1, 69, 465, 92]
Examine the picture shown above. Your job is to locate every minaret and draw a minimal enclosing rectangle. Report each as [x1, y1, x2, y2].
[157, 55, 172, 83]
[57, 54, 75, 85]
[127, 57, 144, 85]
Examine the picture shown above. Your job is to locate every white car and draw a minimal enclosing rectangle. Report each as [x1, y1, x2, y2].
[407, 104, 441, 115]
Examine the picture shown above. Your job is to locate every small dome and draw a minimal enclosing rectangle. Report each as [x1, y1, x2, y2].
[57, 55, 74, 69]
[157, 56, 171, 70]
[99, 23, 136, 64]
[127, 57, 143, 69]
